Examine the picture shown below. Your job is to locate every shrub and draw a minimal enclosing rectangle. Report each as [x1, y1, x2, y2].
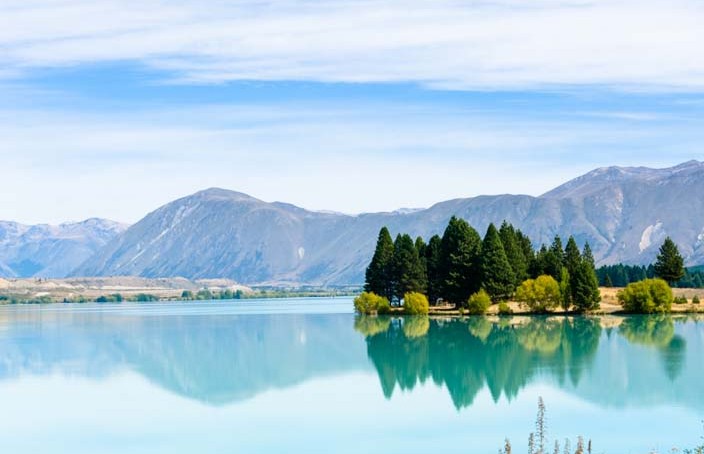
[617, 278, 673, 313]
[353, 292, 391, 315]
[498, 301, 513, 315]
[467, 289, 492, 315]
[674, 295, 688, 305]
[693, 295, 701, 305]
[515, 275, 561, 313]
[403, 292, 429, 315]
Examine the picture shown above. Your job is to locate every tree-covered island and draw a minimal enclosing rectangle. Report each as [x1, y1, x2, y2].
[355, 216, 694, 315]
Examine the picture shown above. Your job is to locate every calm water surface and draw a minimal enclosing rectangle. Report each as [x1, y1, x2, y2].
[0, 298, 702, 453]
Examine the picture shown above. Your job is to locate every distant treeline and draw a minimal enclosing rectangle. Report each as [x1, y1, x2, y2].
[597, 264, 704, 288]
[364, 217, 600, 311]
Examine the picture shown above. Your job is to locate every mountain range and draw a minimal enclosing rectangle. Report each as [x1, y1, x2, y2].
[2, 161, 704, 285]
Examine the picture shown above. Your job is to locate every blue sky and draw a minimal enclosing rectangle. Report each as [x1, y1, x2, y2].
[1, 0, 704, 224]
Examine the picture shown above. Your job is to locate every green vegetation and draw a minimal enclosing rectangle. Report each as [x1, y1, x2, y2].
[618, 278, 673, 314]
[497, 301, 513, 315]
[439, 216, 482, 305]
[96, 294, 124, 303]
[694, 295, 701, 305]
[515, 275, 561, 313]
[466, 289, 491, 315]
[353, 292, 391, 315]
[403, 292, 429, 315]
[597, 239, 704, 289]
[364, 226, 395, 301]
[654, 237, 685, 285]
[362, 218, 603, 314]
[674, 295, 688, 305]
[480, 223, 515, 302]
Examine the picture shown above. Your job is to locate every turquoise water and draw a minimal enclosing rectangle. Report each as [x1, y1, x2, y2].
[0, 298, 702, 453]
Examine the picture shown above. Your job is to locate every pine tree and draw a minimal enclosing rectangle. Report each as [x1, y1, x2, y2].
[439, 216, 482, 305]
[604, 274, 613, 288]
[364, 227, 395, 300]
[500, 221, 528, 285]
[532, 244, 549, 278]
[564, 236, 582, 307]
[481, 223, 516, 302]
[415, 236, 428, 289]
[544, 236, 564, 281]
[582, 242, 595, 268]
[425, 235, 443, 305]
[391, 234, 427, 301]
[516, 229, 536, 278]
[654, 237, 685, 285]
[564, 236, 581, 275]
[571, 245, 601, 312]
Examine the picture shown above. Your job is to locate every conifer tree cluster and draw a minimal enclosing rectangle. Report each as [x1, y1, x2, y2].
[364, 218, 601, 310]
[597, 237, 702, 288]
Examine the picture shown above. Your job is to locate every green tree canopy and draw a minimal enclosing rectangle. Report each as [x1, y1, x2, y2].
[439, 216, 482, 305]
[480, 223, 516, 302]
[618, 278, 673, 313]
[654, 237, 685, 285]
[365, 227, 395, 300]
[515, 275, 561, 313]
[391, 233, 427, 301]
[499, 221, 529, 285]
[425, 234, 443, 304]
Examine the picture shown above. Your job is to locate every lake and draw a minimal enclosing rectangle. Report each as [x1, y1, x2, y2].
[0, 298, 701, 453]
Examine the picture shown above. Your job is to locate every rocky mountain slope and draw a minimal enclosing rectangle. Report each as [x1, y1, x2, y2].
[72, 161, 704, 285]
[0, 218, 128, 278]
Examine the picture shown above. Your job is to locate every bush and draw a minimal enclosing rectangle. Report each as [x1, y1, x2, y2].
[515, 275, 561, 313]
[674, 295, 688, 305]
[498, 301, 513, 315]
[693, 295, 701, 305]
[617, 278, 673, 313]
[353, 292, 391, 315]
[403, 292, 429, 315]
[467, 289, 492, 315]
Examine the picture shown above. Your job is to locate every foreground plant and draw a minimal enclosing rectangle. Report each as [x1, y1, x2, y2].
[500, 397, 591, 454]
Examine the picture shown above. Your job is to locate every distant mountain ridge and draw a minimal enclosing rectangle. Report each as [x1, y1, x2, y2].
[71, 160, 704, 285]
[0, 218, 128, 278]
[2, 161, 703, 283]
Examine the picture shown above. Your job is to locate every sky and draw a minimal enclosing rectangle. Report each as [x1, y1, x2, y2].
[1, 0, 704, 224]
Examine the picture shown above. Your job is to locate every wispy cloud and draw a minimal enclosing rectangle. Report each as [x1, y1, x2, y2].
[0, 95, 702, 224]
[2, 0, 704, 90]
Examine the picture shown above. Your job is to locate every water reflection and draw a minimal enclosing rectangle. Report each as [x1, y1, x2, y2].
[0, 307, 367, 405]
[356, 314, 700, 410]
[0, 304, 702, 413]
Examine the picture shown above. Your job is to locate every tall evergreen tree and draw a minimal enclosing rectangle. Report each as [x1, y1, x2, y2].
[571, 245, 601, 312]
[564, 236, 581, 275]
[425, 235, 443, 305]
[391, 234, 427, 301]
[439, 216, 482, 305]
[654, 237, 685, 284]
[481, 223, 516, 302]
[582, 242, 595, 268]
[543, 236, 564, 281]
[516, 229, 535, 279]
[415, 236, 428, 288]
[531, 244, 549, 278]
[364, 227, 395, 300]
[563, 236, 582, 307]
[499, 221, 528, 285]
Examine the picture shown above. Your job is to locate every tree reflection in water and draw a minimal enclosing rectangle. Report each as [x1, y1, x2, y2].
[356, 314, 695, 408]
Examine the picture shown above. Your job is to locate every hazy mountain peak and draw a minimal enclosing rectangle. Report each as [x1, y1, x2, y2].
[191, 187, 261, 202]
